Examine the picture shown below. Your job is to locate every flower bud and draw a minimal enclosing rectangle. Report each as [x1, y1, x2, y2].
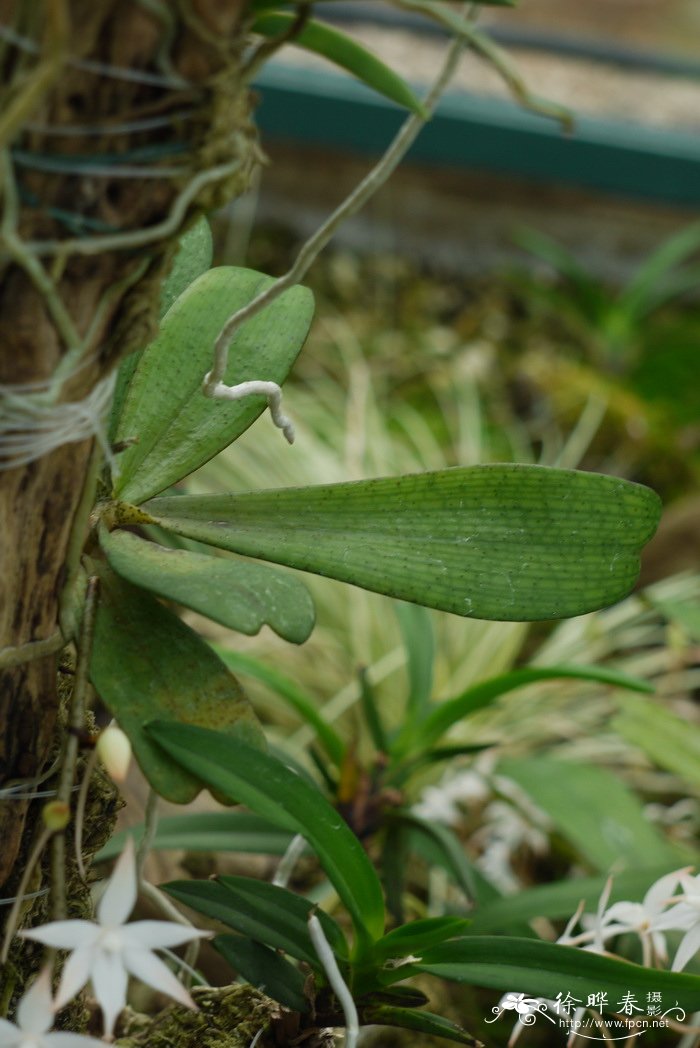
[97, 725, 132, 783]
[42, 800, 70, 831]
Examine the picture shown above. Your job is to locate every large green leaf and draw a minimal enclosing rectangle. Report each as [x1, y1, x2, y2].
[96, 812, 293, 862]
[360, 1005, 480, 1046]
[109, 216, 213, 440]
[164, 876, 347, 964]
[213, 935, 309, 1013]
[112, 266, 314, 504]
[413, 937, 700, 1011]
[144, 464, 661, 622]
[251, 13, 426, 115]
[89, 564, 263, 803]
[374, 917, 471, 963]
[147, 720, 386, 948]
[395, 664, 654, 756]
[498, 757, 687, 870]
[100, 528, 315, 645]
[612, 694, 700, 791]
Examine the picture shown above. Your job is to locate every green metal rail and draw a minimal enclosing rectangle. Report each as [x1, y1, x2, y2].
[255, 63, 700, 207]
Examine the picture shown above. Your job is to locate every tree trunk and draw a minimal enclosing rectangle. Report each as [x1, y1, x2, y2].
[0, 0, 256, 891]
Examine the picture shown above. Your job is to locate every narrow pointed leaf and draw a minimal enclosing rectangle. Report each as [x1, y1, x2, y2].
[401, 664, 654, 756]
[414, 937, 700, 1012]
[146, 464, 661, 622]
[96, 813, 293, 862]
[89, 564, 263, 803]
[375, 917, 471, 962]
[146, 720, 386, 945]
[360, 1005, 480, 1046]
[214, 646, 344, 764]
[163, 877, 347, 964]
[251, 13, 426, 116]
[100, 528, 315, 644]
[389, 812, 477, 902]
[213, 935, 309, 1013]
[109, 216, 213, 439]
[394, 602, 434, 720]
[112, 266, 314, 504]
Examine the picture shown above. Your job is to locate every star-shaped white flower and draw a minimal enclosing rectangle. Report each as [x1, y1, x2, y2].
[20, 840, 209, 1040]
[652, 869, 700, 971]
[597, 868, 688, 965]
[0, 966, 105, 1047]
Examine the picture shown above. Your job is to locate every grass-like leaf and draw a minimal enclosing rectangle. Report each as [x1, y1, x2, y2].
[146, 464, 661, 622]
[96, 812, 293, 862]
[100, 528, 315, 644]
[214, 935, 309, 1013]
[251, 13, 427, 115]
[414, 937, 700, 1011]
[147, 720, 385, 948]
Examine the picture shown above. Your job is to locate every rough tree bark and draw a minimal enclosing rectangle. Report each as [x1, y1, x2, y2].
[0, 0, 257, 891]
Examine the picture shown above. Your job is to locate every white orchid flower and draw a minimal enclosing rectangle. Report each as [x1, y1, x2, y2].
[20, 839, 210, 1040]
[0, 966, 104, 1047]
[597, 868, 688, 965]
[652, 869, 700, 971]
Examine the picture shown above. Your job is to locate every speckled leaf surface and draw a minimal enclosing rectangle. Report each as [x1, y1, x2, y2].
[100, 528, 315, 644]
[112, 266, 314, 505]
[145, 464, 661, 621]
[89, 563, 264, 803]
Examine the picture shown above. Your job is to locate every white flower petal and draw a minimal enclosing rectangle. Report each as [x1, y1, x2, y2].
[673, 922, 700, 972]
[54, 947, 95, 1011]
[653, 903, 697, 932]
[20, 921, 98, 950]
[602, 902, 642, 929]
[0, 1018, 20, 1045]
[91, 951, 128, 1040]
[120, 922, 209, 951]
[97, 838, 137, 928]
[45, 1033, 109, 1047]
[643, 868, 686, 913]
[122, 948, 195, 1011]
[17, 967, 54, 1035]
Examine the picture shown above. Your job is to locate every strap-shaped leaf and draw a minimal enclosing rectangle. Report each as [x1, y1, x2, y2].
[145, 464, 661, 622]
[413, 937, 700, 1010]
[374, 917, 471, 962]
[213, 936, 309, 1013]
[96, 812, 293, 862]
[146, 720, 386, 948]
[613, 693, 700, 790]
[251, 13, 426, 116]
[164, 876, 347, 964]
[360, 1005, 479, 1046]
[112, 266, 314, 505]
[89, 564, 264, 803]
[100, 528, 315, 644]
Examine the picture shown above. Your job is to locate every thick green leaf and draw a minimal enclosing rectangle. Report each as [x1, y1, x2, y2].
[358, 667, 389, 757]
[469, 865, 686, 934]
[95, 812, 294, 862]
[89, 565, 263, 803]
[164, 876, 347, 964]
[361, 1005, 480, 1046]
[100, 528, 315, 645]
[612, 695, 700, 791]
[414, 937, 700, 1011]
[147, 721, 385, 947]
[498, 757, 686, 870]
[394, 602, 434, 721]
[397, 664, 654, 756]
[213, 935, 309, 1013]
[160, 215, 213, 319]
[109, 216, 213, 439]
[374, 917, 471, 962]
[252, 13, 426, 115]
[214, 647, 344, 764]
[112, 266, 314, 504]
[145, 464, 661, 622]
